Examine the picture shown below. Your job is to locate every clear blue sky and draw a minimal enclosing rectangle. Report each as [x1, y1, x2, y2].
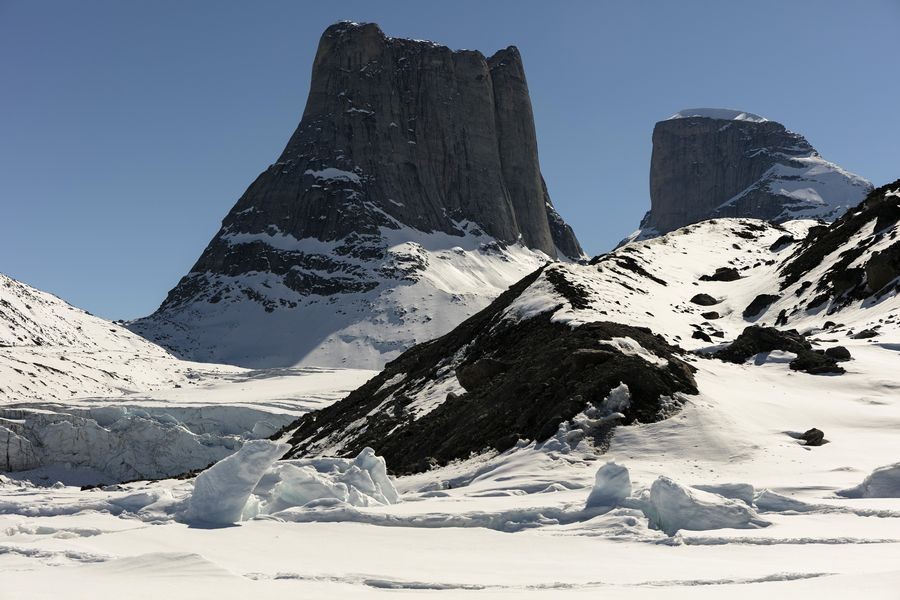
[2, 0, 898, 320]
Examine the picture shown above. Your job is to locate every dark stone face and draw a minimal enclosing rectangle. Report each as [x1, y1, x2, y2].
[643, 116, 871, 235]
[191, 21, 581, 277]
[135, 21, 583, 342]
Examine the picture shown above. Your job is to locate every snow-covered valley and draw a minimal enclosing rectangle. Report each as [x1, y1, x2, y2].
[1, 339, 899, 597]
[3, 181, 900, 597]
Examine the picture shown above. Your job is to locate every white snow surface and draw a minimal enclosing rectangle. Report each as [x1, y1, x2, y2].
[668, 108, 768, 122]
[132, 223, 555, 370]
[839, 463, 900, 499]
[2, 215, 900, 597]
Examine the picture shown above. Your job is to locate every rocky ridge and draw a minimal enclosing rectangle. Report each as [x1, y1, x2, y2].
[280, 182, 900, 472]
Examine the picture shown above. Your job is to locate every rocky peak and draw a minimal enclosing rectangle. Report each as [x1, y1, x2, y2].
[130, 22, 582, 369]
[627, 109, 871, 242]
[225, 20, 580, 256]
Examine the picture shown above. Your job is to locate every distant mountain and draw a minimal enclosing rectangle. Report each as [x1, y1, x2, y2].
[281, 180, 900, 473]
[624, 108, 872, 242]
[130, 22, 583, 370]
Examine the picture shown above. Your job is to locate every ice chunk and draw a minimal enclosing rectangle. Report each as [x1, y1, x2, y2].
[647, 476, 769, 535]
[348, 447, 400, 504]
[692, 483, 755, 505]
[585, 462, 631, 508]
[838, 463, 900, 498]
[269, 464, 350, 511]
[185, 440, 288, 526]
[264, 447, 399, 511]
[600, 383, 631, 414]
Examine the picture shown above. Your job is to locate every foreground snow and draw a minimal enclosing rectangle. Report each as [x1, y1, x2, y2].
[2, 331, 899, 598]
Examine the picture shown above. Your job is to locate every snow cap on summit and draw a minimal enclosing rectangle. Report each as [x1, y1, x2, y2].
[668, 108, 768, 122]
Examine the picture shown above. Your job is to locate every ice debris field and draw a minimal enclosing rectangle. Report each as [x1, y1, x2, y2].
[2, 345, 900, 599]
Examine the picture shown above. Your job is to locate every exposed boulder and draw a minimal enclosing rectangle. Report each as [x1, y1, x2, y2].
[743, 294, 780, 320]
[799, 428, 825, 446]
[714, 326, 844, 375]
[700, 267, 741, 282]
[852, 328, 879, 339]
[690, 293, 719, 306]
[824, 346, 852, 361]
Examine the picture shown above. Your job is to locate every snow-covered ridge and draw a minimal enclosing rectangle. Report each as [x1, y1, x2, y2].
[668, 107, 768, 122]
[131, 222, 554, 370]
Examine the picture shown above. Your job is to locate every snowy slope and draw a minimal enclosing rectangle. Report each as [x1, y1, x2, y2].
[0, 272, 377, 483]
[0, 273, 202, 402]
[280, 180, 900, 472]
[129, 223, 556, 370]
[1, 186, 899, 598]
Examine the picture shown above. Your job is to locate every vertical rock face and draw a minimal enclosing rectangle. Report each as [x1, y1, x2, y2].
[628, 108, 871, 241]
[130, 22, 582, 369]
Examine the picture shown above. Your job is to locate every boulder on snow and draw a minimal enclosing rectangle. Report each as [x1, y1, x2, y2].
[742, 294, 780, 320]
[851, 328, 878, 339]
[691, 330, 713, 342]
[701, 311, 720, 320]
[647, 476, 769, 535]
[700, 267, 742, 282]
[838, 463, 900, 498]
[585, 462, 631, 508]
[690, 293, 719, 306]
[824, 346, 852, 361]
[799, 428, 825, 446]
[715, 326, 844, 375]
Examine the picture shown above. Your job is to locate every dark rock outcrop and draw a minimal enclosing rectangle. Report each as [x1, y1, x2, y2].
[690, 293, 719, 306]
[700, 267, 742, 282]
[799, 428, 825, 446]
[633, 109, 871, 238]
[714, 326, 844, 375]
[280, 265, 698, 475]
[780, 180, 900, 310]
[824, 346, 852, 361]
[743, 294, 780, 319]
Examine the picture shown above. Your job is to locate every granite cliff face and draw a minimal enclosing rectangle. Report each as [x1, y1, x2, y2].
[628, 108, 871, 241]
[130, 22, 582, 369]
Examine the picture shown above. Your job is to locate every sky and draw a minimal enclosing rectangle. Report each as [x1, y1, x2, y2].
[2, 0, 898, 320]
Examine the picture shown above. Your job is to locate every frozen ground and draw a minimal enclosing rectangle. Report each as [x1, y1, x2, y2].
[2, 333, 899, 598]
[1, 366, 375, 485]
[3, 204, 899, 597]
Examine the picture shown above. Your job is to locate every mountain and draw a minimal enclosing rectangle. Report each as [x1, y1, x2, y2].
[280, 180, 900, 473]
[129, 22, 583, 370]
[0, 272, 195, 402]
[625, 108, 872, 242]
